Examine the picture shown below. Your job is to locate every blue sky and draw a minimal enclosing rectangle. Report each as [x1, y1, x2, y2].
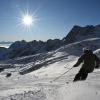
[0, 0, 100, 41]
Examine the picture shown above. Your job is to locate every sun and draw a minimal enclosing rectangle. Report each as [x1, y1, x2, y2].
[17, 9, 39, 31]
[22, 15, 33, 26]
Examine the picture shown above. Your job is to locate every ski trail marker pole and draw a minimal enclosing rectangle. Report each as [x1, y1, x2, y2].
[50, 67, 73, 83]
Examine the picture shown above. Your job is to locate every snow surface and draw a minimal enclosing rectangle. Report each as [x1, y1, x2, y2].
[0, 38, 100, 100]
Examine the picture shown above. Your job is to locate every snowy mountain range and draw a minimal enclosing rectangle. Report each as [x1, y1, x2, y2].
[0, 25, 100, 100]
[0, 25, 100, 61]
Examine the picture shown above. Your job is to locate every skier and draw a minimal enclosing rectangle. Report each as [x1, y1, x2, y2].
[73, 49, 100, 82]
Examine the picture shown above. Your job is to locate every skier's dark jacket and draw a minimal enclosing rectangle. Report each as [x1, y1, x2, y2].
[74, 50, 100, 73]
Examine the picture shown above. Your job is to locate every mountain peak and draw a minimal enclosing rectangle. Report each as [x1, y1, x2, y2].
[63, 25, 100, 44]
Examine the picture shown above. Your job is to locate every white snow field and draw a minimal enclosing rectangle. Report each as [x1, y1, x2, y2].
[0, 38, 100, 100]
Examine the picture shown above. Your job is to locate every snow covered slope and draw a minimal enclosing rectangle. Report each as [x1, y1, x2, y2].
[0, 38, 99, 76]
[0, 37, 99, 99]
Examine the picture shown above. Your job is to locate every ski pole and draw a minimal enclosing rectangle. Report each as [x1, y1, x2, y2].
[50, 67, 73, 83]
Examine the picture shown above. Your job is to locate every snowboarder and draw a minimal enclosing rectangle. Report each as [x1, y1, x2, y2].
[73, 49, 100, 82]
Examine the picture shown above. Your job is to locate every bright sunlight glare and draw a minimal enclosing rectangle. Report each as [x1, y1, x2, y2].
[22, 15, 33, 26]
[17, 9, 39, 31]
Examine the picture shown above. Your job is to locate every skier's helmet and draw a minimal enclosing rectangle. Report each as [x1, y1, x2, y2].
[83, 48, 89, 54]
[83, 48, 93, 54]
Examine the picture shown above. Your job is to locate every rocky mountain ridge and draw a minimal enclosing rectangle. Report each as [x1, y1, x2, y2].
[63, 25, 100, 44]
[0, 24, 100, 60]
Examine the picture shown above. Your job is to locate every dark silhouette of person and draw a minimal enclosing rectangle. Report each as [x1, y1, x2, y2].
[73, 49, 100, 82]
